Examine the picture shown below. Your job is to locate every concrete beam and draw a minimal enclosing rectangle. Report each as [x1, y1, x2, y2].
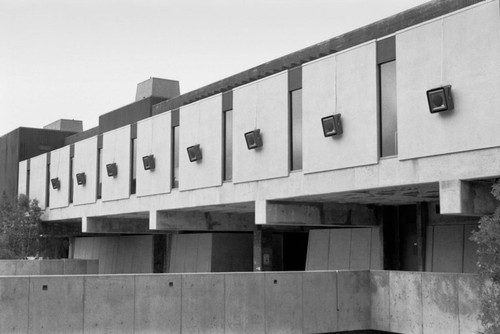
[82, 217, 150, 234]
[153, 211, 255, 231]
[263, 201, 377, 226]
[266, 202, 322, 225]
[440, 180, 497, 216]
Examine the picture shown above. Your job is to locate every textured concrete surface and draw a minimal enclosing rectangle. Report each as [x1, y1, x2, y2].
[389, 271, 423, 334]
[303, 271, 338, 333]
[265, 272, 303, 334]
[225, 273, 265, 334]
[84, 275, 135, 334]
[182, 274, 225, 334]
[338, 270, 371, 331]
[135, 274, 182, 333]
[0, 277, 29, 334]
[28, 276, 84, 333]
[370, 270, 390, 332]
[422, 273, 459, 334]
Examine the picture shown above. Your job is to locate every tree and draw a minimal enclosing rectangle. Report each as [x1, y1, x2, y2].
[0, 192, 42, 259]
[470, 180, 500, 334]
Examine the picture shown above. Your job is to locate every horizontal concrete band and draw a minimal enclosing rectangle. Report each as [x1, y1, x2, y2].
[0, 270, 480, 334]
[0, 259, 98, 276]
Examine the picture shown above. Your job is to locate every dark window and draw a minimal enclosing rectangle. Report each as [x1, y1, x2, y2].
[130, 138, 137, 194]
[172, 126, 179, 188]
[97, 148, 102, 199]
[290, 89, 303, 170]
[69, 157, 74, 204]
[223, 109, 233, 181]
[379, 60, 397, 157]
[377, 37, 397, 158]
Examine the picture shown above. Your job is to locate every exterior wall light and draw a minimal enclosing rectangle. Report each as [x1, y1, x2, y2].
[106, 163, 118, 177]
[142, 155, 156, 170]
[76, 172, 86, 186]
[50, 177, 60, 190]
[245, 129, 263, 150]
[187, 145, 202, 162]
[321, 114, 343, 137]
[427, 85, 454, 113]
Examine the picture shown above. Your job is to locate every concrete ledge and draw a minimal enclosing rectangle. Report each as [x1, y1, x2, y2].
[0, 259, 98, 275]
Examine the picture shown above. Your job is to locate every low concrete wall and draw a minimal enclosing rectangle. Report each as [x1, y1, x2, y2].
[0, 270, 481, 333]
[0, 259, 98, 275]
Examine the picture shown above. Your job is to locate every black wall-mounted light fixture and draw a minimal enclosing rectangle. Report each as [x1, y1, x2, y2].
[50, 177, 60, 190]
[187, 145, 202, 162]
[427, 85, 454, 113]
[106, 163, 118, 177]
[142, 155, 156, 170]
[321, 114, 343, 137]
[76, 173, 86, 186]
[245, 129, 263, 150]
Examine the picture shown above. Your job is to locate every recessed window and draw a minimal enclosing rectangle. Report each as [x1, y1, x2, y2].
[223, 109, 233, 181]
[130, 138, 137, 194]
[172, 126, 179, 188]
[377, 36, 397, 158]
[97, 148, 102, 199]
[290, 89, 302, 170]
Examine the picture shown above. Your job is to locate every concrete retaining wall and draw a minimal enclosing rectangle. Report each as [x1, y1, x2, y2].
[0, 259, 98, 275]
[0, 270, 481, 333]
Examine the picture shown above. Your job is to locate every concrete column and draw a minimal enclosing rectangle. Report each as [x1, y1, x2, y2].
[253, 229, 273, 271]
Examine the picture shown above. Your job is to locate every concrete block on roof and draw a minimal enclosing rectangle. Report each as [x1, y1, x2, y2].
[43, 119, 83, 132]
[136, 77, 180, 101]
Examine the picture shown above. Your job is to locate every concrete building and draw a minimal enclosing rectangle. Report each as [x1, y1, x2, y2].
[4, 0, 500, 332]
[16, 0, 500, 275]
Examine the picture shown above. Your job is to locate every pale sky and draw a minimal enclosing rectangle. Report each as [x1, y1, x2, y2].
[0, 0, 429, 136]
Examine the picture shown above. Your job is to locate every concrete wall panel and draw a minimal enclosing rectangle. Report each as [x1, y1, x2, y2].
[0, 277, 29, 333]
[73, 235, 152, 274]
[135, 274, 182, 333]
[63, 259, 87, 274]
[370, 227, 382, 269]
[398, 2, 500, 160]
[305, 229, 330, 270]
[40, 260, 64, 275]
[49, 146, 70, 209]
[29, 153, 47, 209]
[458, 274, 481, 334]
[212, 233, 253, 272]
[180, 95, 223, 191]
[463, 224, 478, 273]
[370, 270, 390, 332]
[102, 125, 131, 201]
[389, 271, 423, 334]
[337, 270, 370, 331]
[350, 228, 372, 269]
[233, 73, 289, 183]
[422, 273, 459, 334]
[15, 260, 39, 275]
[303, 271, 338, 333]
[84, 275, 135, 334]
[29, 276, 84, 333]
[265, 272, 303, 334]
[18, 160, 28, 196]
[73, 136, 97, 205]
[225, 273, 265, 334]
[433, 225, 463, 273]
[136, 112, 171, 197]
[302, 43, 378, 174]
[181, 273, 225, 334]
[0, 260, 16, 275]
[329, 229, 351, 270]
